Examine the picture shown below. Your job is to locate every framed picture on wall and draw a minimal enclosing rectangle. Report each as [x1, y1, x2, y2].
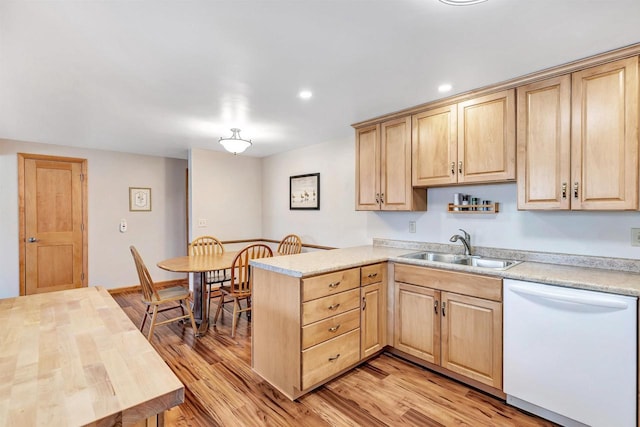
[129, 187, 152, 211]
[290, 173, 320, 210]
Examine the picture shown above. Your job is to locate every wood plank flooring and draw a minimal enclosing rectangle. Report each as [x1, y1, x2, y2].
[113, 290, 556, 427]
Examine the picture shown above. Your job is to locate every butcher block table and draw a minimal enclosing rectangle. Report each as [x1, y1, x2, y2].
[0, 286, 184, 426]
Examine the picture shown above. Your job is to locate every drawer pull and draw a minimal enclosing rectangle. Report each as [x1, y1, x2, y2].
[328, 354, 341, 362]
[367, 273, 378, 278]
[328, 281, 341, 289]
[328, 325, 341, 333]
[328, 303, 341, 311]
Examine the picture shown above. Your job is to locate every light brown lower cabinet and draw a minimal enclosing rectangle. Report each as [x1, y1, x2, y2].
[394, 264, 503, 392]
[252, 263, 387, 400]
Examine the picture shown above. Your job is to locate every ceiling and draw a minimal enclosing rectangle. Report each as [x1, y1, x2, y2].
[2, 1, 640, 159]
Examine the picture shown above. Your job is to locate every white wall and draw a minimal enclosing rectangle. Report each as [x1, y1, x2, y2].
[262, 137, 640, 259]
[261, 137, 368, 247]
[0, 138, 187, 298]
[189, 148, 262, 242]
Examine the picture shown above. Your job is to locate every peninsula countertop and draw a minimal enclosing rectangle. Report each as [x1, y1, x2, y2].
[250, 244, 640, 297]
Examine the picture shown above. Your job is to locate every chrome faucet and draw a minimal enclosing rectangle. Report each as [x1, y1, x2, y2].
[449, 229, 472, 256]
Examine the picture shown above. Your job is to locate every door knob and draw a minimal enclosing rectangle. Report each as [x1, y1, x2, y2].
[28, 237, 38, 243]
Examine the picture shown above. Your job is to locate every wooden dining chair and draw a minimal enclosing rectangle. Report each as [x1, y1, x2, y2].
[189, 235, 230, 310]
[213, 243, 273, 338]
[277, 234, 302, 255]
[130, 246, 198, 341]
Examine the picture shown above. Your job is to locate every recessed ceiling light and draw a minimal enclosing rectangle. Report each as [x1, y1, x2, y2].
[298, 90, 313, 99]
[438, 83, 453, 93]
[439, 0, 487, 5]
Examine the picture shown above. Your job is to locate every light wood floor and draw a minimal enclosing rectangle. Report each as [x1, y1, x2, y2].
[113, 290, 556, 427]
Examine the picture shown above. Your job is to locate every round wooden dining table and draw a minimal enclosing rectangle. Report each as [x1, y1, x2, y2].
[157, 251, 237, 334]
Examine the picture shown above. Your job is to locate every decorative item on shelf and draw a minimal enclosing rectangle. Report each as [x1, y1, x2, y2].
[447, 202, 499, 214]
[219, 128, 252, 154]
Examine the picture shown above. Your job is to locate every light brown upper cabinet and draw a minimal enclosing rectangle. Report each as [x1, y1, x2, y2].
[355, 117, 426, 211]
[413, 90, 516, 187]
[517, 57, 639, 210]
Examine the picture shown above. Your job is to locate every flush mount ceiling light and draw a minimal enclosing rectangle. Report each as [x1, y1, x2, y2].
[439, 0, 487, 5]
[438, 83, 453, 93]
[219, 128, 252, 154]
[298, 90, 313, 99]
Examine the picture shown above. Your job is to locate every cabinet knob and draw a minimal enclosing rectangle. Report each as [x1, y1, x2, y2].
[367, 273, 377, 279]
[573, 182, 579, 199]
[380, 193, 385, 203]
[375, 193, 380, 204]
[328, 303, 341, 311]
[458, 161, 463, 175]
[450, 162, 455, 175]
[442, 301, 446, 317]
[328, 281, 341, 289]
[434, 300, 438, 314]
[362, 296, 367, 311]
[328, 354, 341, 362]
[328, 325, 341, 333]
[561, 182, 567, 199]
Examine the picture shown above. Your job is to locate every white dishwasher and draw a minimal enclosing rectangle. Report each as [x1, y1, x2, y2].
[504, 279, 637, 427]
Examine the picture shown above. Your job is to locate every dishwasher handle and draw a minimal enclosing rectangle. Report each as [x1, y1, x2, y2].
[509, 283, 629, 310]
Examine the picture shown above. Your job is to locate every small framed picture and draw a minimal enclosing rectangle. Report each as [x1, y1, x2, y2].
[290, 173, 320, 210]
[129, 187, 152, 211]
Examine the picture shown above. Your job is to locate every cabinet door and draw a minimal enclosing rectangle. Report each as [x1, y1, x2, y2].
[440, 292, 502, 389]
[571, 57, 639, 210]
[412, 105, 458, 187]
[457, 89, 516, 183]
[517, 75, 571, 210]
[380, 117, 413, 210]
[355, 124, 380, 210]
[394, 283, 440, 364]
[361, 282, 386, 359]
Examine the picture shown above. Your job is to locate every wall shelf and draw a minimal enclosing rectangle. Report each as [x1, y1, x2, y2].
[448, 203, 499, 214]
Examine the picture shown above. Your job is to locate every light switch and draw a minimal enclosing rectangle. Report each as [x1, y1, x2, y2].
[119, 219, 127, 233]
[409, 221, 416, 233]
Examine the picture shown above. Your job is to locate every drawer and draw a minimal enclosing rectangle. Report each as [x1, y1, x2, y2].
[394, 263, 502, 301]
[361, 263, 384, 286]
[302, 288, 361, 325]
[302, 268, 360, 302]
[302, 328, 360, 390]
[302, 308, 360, 350]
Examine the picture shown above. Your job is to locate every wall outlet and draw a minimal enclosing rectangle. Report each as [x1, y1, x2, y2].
[198, 218, 207, 227]
[631, 228, 640, 247]
[409, 221, 416, 233]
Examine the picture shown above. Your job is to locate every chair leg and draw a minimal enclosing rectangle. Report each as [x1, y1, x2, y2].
[213, 293, 225, 325]
[140, 305, 151, 332]
[231, 297, 240, 338]
[183, 298, 199, 337]
[147, 305, 159, 341]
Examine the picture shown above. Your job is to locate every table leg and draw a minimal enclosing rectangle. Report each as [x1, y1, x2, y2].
[192, 272, 209, 334]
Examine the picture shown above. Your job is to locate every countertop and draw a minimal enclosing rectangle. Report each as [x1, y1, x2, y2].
[0, 286, 184, 426]
[251, 244, 640, 297]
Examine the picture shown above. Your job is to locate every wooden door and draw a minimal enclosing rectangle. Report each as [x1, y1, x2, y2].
[394, 283, 440, 364]
[571, 56, 639, 210]
[361, 282, 385, 359]
[440, 292, 502, 389]
[412, 105, 458, 187]
[457, 89, 516, 184]
[380, 117, 412, 210]
[19, 154, 87, 295]
[355, 125, 380, 210]
[516, 75, 571, 210]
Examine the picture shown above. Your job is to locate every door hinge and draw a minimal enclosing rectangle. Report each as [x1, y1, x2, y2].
[81, 272, 85, 281]
[81, 223, 84, 231]
[80, 173, 84, 181]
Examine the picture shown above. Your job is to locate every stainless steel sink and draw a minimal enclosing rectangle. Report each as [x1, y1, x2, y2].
[400, 251, 520, 270]
[455, 257, 520, 270]
[401, 252, 467, 263]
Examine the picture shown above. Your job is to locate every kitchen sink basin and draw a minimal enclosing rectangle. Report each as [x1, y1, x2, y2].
[400, 251, 521, 270]
[401, 251, 467, 263]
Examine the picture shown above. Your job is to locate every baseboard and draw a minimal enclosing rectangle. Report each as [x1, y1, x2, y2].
[108, 278, 188, 295]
